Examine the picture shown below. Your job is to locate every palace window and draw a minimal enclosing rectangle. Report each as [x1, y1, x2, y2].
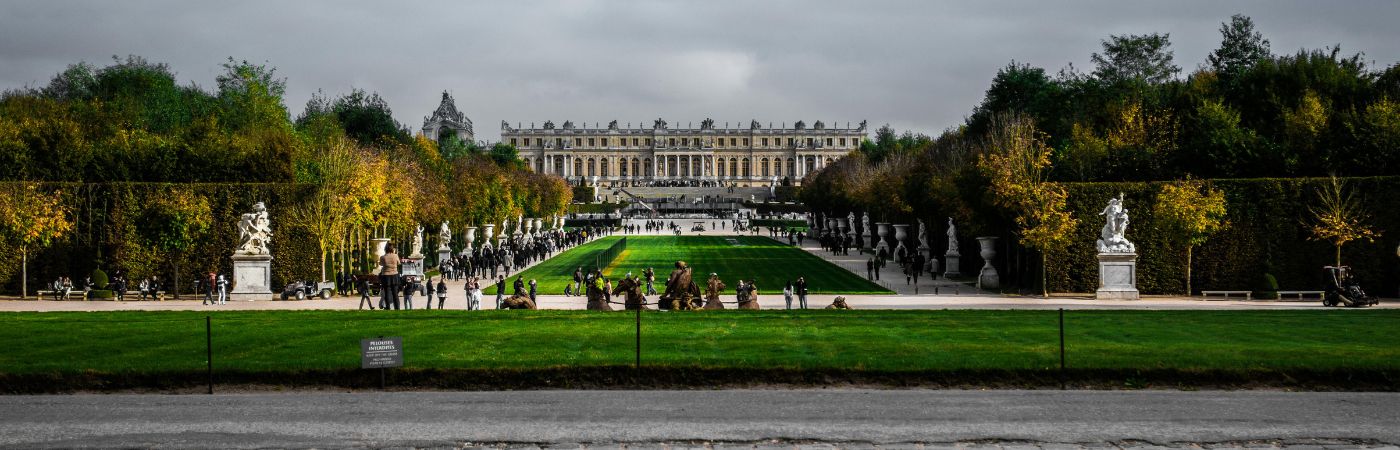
[729, 158, 738, 176]
[646, 138, 652, 146]
[762, 138, 769, 147]
[787, 158, 795, 175]
[761, 158, 769, 177]
[742, 158, 750, 177]
[631, 159, 639, 177]
[826, 138, 833, 146]
[588, 158, 596, 177]
[575, 138, 582, 146]
[787, 138, 795, 146]
[600, 158, 609, 176]
[644, 158, 653, 177]
[743, 138, 749, 146]
[775, 159, 782, 176]
[807, 138, 814, 147]
[510, 138, 518, 146]
[575, 159, 582, 175]
[682, 138, 690, 147]
[535, 159, 543, 173]
[669, 138, 676, 147]
[730, 138, 737, 146]
[632, 138, 639, 147]
[588, 138, 595, 147]
[839, 138, 846, 147]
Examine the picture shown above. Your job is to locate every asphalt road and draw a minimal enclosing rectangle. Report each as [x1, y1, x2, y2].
[1, 390, 1396, 448]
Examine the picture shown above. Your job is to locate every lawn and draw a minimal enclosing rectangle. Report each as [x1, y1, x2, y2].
[492, 235, 891, 295]
[1, 309, 1397, 379]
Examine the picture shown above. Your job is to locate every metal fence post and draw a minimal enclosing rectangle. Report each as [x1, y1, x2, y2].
[1058, 308, 1065, 390]
[635, 306, 642, 369]
[206, 316, 213, 395]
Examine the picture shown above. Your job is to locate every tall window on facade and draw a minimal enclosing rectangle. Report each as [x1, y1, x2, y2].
[631, 159, 639, 177]
[632, 138, 638, 147]
[555, 158, 565, 174]
[788, 138, 795, 146]
[510, 138, 518, 146]
[742, 158, 750, 177]
[729, 158, 738, 176]
[644, 158, 652, 177]
[535, 159, 543, 173]
[575, 159, 582, 175]
[588, 138, 595, 147]
[575, 138, 582, 147]
[775, 159, 782, 177]
[692, 158, 700, 177]
[761, 158, 769, 177]
[839, 138, 846, 147]
[600, 158, 609, 176]
[588, 159, 596, 177]
[762, 138, 769, 147]
[787, 158, 795, 176]
[668, 138, 676, 147]
[826, 138, 833, 146]
[743, 138, 749, 146]
[807, 138, 814, 147]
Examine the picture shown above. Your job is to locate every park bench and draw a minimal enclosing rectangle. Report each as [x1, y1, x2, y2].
[1200, 290, 1252, 301]
[34, 290, 74, 300]
[120, 290, 166, 301]
[1275, 290, 1325, 302]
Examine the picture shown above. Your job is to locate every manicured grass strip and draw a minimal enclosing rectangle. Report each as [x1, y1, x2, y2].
[495, 235, 891, 295]
[1, 310, 1397, 377]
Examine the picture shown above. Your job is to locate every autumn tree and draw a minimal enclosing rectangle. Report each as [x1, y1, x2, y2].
[285, 136, 362, 281]
[978, 114, 1079, 297]
[0, 183, 74, 298]
[1308, 175, 1380, 266]
[137, 188, 212, 298]
[1152, 178, 1228, 294]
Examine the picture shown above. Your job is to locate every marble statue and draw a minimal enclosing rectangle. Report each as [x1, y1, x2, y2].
[235, 202, 273, 256]
[861, 212, 871, 234]
[438, 221, 452, 251]
[945, 217, 960, 256]
[1096, 193, 1136, 253]
[917, 219, 929, 249]
[410, 225, 425, 257]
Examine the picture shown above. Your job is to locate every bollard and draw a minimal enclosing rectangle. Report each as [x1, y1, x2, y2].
[1059, 308, 1066, 390]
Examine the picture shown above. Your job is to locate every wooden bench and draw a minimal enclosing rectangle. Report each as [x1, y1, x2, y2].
[1276, 290, 1325, 302]
[1200, 290, 1252, 300]
[35, 290, 74, 300]
[119, 290, 166, 301]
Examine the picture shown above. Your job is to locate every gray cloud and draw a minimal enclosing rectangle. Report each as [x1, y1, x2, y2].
[2, 0, 1398, 141]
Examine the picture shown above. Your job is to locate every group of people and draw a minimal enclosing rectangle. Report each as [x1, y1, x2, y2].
[196, 272, 229, 305]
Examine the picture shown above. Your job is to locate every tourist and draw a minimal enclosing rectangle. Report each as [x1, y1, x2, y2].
[471, 277, 483, 310]
[644, 267, 657, 295]
[866, 258, 875, 280]
[783, 281, 794, 310]
[358, 277, 374, 310]
[138, 277, 150, 301]
[379, 243, 401, 310]
[113, 276, 126, 301]
[513, 275, 525, 297]
[603, 278, 613, 304]
[795, 276, 809, 309]
[435, 277, 448, 310]
[402, 276, 415, 310]
[495, 275, 506, 309]
[203, 272, 215, 305]
[572, 267, 583, 296]
[529, 279, 538, 304]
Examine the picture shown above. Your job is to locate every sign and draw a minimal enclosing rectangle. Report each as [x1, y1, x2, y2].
[360, 337, 403, 369]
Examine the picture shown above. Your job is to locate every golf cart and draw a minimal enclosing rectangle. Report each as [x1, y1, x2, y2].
[281, 279, 335, 300]
[1322, 266, 1379, 307]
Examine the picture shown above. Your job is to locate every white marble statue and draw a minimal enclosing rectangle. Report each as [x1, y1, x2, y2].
[438, 221, 452, 251]
[411, 225, 425, 257]
[235, 202, 272, 256]
[945, 217, 960, 256]
[917, 219, 929, 249]
[846, 212, 856, 231]
[861, 212, 871, 233]
[1096, 193, 1136, 253]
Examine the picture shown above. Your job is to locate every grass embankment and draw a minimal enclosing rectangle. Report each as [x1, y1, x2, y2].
[1, 309, 1397, 392]
[495, 235, 890, 295]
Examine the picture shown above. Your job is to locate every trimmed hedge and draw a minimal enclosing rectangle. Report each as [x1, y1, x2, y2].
[2, 182, 318, 296]
[1046, 177, 1400, 296]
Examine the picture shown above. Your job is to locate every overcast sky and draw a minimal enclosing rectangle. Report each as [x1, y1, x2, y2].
[3, 1, 1399, 141]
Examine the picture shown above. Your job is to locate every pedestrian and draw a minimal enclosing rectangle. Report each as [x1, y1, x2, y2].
[358, 277, 375, 310]
[866, 258, 875, 280]
[380, 243, 402, 310]
[470, 277, 482, 310]
[783, 281, 794, 310]
[203, 272, 215, 306]
[402, 276, 415, 310]
[495, 275, 506, 309]
[529, 279, 538, 304]
[796, 276, 809, 309]
[572, 267, 583, 296]
[436, 277, 448, 310]
[513, 275, 525, 297]
[644, 267, 657, 295]
[216, 274, 228, 305]
[113, 276, 126, 301]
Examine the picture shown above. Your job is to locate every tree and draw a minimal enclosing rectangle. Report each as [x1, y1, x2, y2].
[489, 142, 522, 168]
[215, 57, 289, 132]
[1208, 14, 1272, 78]
[1308, 175, 1380, 266]
[137, 189, 212, 298]
[978, 114, 1079, 297]
[0, 183, 74, 298]
[1091, 33, 1180, 85]
[1153, 178, 1228, 295]
[285, 136, 361, 281]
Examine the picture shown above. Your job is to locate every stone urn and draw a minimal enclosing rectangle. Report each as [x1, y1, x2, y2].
[893, 223, 909, 246]
[827, 218, 840, 235]
[976, 236, 1000, 290]
[463, 227, 477, 254]
[838, 219, 850, 237]
[481, 224, 495, 250]
[875, 222, 892, 254]
[533, 218, 544, 235]
[370, 237, 390, 272]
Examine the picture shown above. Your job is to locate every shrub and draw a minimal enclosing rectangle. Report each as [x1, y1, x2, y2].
[87, 289, 115, 299]
[1256, 273, 1280, 300]
[90, 268, 109, 289]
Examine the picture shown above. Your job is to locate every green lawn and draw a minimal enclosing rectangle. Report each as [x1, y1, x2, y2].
[1, 309, 1397, 376]
[493, 235, 891, 295]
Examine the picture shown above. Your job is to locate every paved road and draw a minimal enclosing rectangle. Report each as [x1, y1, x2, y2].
[1, 390, 1396, 448]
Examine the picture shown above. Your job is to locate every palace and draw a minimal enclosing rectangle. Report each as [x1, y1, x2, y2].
[501, 118, 865, 187]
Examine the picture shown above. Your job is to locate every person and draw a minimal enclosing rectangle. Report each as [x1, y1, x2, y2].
[203, 272, 216, 305]
[513, 275, 525, 297]
[138, 278, 150, 301]
[471, 277, 483, 310]
[795, 276, 809, 309]
[603, 278, 613, 305]
[529, 279, 538, 305]
[644, 267, 657, 295]
[358, 277, 374, 310]
[572, 267, 584, 296]
[435, 277, 448, 310]
[380, 243, 402, 310]
[216, 275, 228, 305]
[826, 296, 852, 310]
[113, 276, 126, 301]
[783, 281, 794, 310]
[495, 275, 506, 309]
[402, 276, 415, 310]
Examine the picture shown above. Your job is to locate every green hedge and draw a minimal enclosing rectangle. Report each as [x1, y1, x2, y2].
[1046, 177, 1400, 296]
[571, 185, 596, 203]
[2, 182, 318, 295]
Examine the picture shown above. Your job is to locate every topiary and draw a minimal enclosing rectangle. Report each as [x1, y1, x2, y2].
[91, 268, 109, 290]
[1256, 273, 1279, 300]
[87, 289, 115, 299]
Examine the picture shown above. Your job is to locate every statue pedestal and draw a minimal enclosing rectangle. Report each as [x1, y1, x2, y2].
[1096, 252, 1139, 300]
[437, 249, 452, 267]
[943, 253, 962, 278]
[229, 254, 274, 301]
[976, 237, 1000, 290]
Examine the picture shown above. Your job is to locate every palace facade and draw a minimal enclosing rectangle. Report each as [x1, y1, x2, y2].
[501, 118, 865, 186]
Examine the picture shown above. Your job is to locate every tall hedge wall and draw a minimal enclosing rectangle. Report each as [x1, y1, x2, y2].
[2, 182, 318, 295]
[1047, 177, 1400, 296]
